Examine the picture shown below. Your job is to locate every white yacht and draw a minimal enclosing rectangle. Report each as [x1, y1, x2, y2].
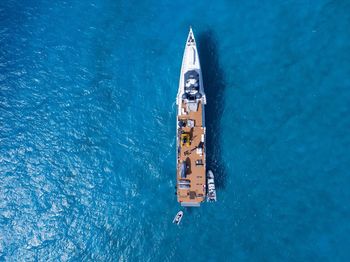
[176, 28, 207, 207]
[207, 170, 217, 202]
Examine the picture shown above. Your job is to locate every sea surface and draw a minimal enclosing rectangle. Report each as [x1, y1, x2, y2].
[1, 0, 350, 261]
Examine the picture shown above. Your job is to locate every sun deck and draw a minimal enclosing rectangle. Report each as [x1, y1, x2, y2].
[177, 100, 206, 205]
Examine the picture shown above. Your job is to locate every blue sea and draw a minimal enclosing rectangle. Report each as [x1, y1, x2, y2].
[1, 0, 350, 261]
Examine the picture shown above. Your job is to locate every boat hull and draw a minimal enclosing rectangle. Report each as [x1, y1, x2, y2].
[176, 28, 206, 207]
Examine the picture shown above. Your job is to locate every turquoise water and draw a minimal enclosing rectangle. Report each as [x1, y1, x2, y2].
[1, 0, 350, 261]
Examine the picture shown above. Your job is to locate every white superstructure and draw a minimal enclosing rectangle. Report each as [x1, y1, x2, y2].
[176, 27, 206, 112]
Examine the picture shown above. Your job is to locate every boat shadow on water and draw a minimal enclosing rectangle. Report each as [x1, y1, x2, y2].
[198, 30, 227, 189]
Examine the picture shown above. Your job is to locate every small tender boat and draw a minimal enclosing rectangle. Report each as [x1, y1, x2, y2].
[173, 211, 184, 225]
[207, 170, 217, 202]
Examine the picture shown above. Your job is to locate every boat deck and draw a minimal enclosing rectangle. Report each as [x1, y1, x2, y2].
[177, 100, 206, 205]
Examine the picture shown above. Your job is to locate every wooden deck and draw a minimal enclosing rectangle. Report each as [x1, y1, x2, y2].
[177, 101, 206, 205]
